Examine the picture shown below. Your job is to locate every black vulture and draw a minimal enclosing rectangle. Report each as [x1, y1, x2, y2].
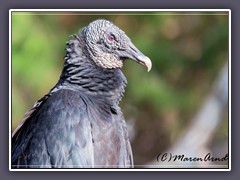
[12, 19, 152, 168]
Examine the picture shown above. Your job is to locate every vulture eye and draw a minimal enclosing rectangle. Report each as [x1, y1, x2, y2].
[108, 34, 116, 41]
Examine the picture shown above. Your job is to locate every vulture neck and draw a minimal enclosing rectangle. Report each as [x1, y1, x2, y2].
[53, 34, 127, 106]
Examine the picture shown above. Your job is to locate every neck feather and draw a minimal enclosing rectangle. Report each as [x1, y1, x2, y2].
[52, 32, 127, 105]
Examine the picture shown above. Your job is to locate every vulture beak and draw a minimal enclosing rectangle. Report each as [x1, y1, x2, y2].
[122, 42, 152, 72]
[135, 54, 152, 72]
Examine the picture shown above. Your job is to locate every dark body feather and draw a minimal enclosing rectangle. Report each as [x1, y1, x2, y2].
[12, 19, 151, 168]
[12, 89, 133, 168]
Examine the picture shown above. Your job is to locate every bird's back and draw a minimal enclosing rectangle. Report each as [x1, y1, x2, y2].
[12, 89, 133, 168]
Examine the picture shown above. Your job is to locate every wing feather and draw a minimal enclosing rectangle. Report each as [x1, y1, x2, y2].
[12, 89, 94, 168]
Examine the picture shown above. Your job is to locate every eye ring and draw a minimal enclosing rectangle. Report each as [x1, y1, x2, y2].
[108, 34, 116, 41]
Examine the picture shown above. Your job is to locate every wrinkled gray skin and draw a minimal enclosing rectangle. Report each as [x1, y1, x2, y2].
[12, 19, 151, 168]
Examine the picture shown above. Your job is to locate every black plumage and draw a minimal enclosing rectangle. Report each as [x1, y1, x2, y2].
[12, 19, 152, 168]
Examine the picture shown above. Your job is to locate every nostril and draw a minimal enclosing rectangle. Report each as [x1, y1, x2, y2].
[130, 46, 138, 53]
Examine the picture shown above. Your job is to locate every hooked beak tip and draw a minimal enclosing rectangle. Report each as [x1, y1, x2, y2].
[136, 55, 152, 72]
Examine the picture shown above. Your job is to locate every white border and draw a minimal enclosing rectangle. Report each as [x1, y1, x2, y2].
[10, 9, 230, 11]
[228, 8, 231, 172]
[9, 9, 231, 172]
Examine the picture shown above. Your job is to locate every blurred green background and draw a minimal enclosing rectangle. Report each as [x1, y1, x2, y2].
[11, 11, 229, 166]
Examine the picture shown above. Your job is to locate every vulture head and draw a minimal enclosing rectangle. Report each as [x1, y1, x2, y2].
[82, 19, 152, 71]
